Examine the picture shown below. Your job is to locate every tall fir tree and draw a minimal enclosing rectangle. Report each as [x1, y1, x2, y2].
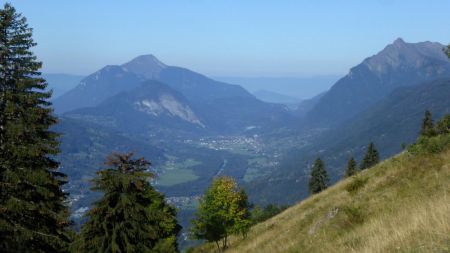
[308, 158, 329, 194]
[344, 157, 358, 177]
[420, 110, 436, 137]
[0, 3, 72, 252]
[360, 142, 380, 170]
[75, 153, 181, 253]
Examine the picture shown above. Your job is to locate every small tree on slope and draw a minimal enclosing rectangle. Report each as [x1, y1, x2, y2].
[309, 158, 329, 194]
[360, 142, 380, 170]
[191, 176, 251, 251]
[345, 157, 358, 177]
[0, 3, 72, 252]
[420, 110, 436, 137]
[76, 153, 181, 253]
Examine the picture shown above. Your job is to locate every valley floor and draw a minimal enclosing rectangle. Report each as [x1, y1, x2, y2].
[192, 145, 450, 253]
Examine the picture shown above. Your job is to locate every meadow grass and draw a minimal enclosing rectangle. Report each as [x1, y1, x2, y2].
[191, 146, 450, 253]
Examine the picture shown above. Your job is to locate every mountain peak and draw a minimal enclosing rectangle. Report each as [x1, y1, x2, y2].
[128, 54, 166, 67]
[361, 39, 449, 74]
[122, 54, 167, 79]
[393, 37, 406, 46]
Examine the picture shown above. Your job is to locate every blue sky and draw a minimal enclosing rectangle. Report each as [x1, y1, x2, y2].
[5, 0, 450, 77]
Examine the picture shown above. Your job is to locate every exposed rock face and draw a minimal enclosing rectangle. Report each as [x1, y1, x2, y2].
[134, 93, 205, 127]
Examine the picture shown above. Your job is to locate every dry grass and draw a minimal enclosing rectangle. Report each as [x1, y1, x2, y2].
[191, 147, 450, 253]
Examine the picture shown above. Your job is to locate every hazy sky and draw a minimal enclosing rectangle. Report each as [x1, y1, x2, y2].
[6, 0, 450, 77]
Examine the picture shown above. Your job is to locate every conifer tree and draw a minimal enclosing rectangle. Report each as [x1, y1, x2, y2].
[344, 157, 358, 177]
[435, 114, 450, 135]
[308, 158, 329, 194]
[420, 110, 436, 137]
[76, 153, 181, 253]
[191, 176, 251, 251]
[251, 204, 287, 224]
[360, 142, 380, 170]
[0, 3, 72, 252]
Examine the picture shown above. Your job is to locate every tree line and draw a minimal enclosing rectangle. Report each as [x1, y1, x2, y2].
[309, 109, 450, 195]
[308, 142, 380, 194]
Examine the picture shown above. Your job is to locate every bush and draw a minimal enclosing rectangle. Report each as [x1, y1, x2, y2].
[345, 176, 368, 195]
[435, 115, 450, 135]
[408, 134, 450, 154]
[411, 113, 450, 154]
[342, 204, 365, 225]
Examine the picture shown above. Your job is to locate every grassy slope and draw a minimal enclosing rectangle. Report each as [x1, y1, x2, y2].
[193, 143, 450, 252]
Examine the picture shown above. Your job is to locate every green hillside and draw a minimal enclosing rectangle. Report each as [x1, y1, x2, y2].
[192, 133, 450, 253]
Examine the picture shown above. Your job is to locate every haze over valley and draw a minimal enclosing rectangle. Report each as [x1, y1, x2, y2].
[45, 39, 450, 246]
[2, 1, 450, 252]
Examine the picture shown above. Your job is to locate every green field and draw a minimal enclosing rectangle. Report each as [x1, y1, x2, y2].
[158, 168, 199, 186]
[157, 158, 202, 186]
[244, 157, 269, 182]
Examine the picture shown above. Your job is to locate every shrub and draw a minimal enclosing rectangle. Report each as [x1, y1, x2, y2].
[342, 204, 365, 225]
[408, 134, 450, 154]
[345, 176, 369, 195]
[435, 115, 450, 135]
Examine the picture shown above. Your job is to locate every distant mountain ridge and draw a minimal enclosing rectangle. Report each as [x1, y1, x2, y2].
[53, 66, 144, 113]
[252, 90, 301, 105]
[43, 73, 84, 99]
[214, 75, 339, 100]
[54, 54, 291, 134]
[53, 54, 255, 114]
[305, 38, 450, 127]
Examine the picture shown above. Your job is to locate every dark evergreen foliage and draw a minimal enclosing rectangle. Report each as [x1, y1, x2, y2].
[445, 44, 450, 59]
[345, 157, 358, 177]
[0, 3, 72, 252]
[251, 204, 288, 224]
[308, 158, 329, 194]
[420, 110, 436, 137]
[435, 114, 450, 135]
[360, 142, 380, 170]
[75, 153, 181, 253]
[408, 114, 450, 154]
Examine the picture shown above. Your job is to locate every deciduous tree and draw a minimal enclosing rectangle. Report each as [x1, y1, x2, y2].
[191, 176, 251, 251]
